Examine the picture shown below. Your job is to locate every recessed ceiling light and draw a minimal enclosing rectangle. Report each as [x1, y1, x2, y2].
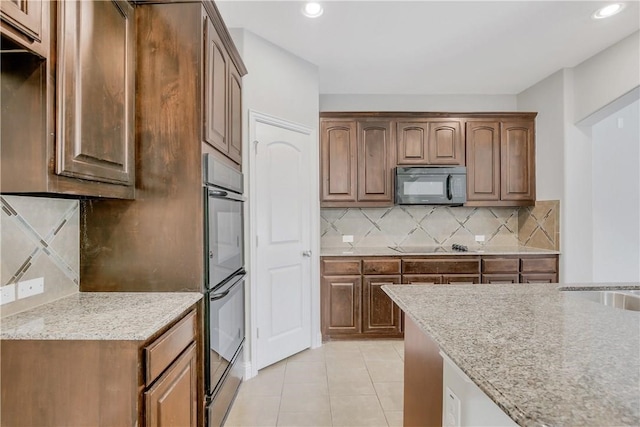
[302, 2, 323, 18]
[592, 3, 625, 19]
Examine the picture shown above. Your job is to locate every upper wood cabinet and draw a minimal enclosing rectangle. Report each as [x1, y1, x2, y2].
[466, 117, 536, 206]
[320, 118, 394, 207]
[1, 0, 135, 198]
[57, 0, 135, 187]
[397, 120, 464, 165]
[0, 0, 47, 58]
[204, 15, 243, 166]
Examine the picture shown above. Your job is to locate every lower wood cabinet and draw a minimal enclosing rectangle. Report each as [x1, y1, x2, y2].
[0, 307, 200, 427]
[321, 254, 559, 340]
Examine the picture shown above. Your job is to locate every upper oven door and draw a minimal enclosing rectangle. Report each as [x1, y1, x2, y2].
[206, 188, 245, 289]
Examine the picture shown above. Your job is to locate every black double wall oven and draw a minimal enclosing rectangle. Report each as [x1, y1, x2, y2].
[204, 154, 246, 427]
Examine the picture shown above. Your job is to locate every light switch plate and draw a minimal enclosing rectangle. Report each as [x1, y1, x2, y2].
[0, 284, 16, 305]
[17, 278, 44, 299]
[444, 386, 461, 427]
[475, 235, 485, 242]
[342, 235, 354, 243]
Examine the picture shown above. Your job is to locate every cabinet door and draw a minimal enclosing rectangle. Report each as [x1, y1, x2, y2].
[442, 275, 480, 284]
[362, 275, 401, 335]
[357, 121, 394, 203]
[0, 0, 42, 42]
[57, 0, 135, 186]
[320, 120, 357, 204]
[520, 273, 557, 284]
[466, 122, 500, 202]
[397, 122, 428, 165]
[145, 342, 198, 427]
[501, 121, 535, 202]
[204, 16, 228, 154]
[428, 120, 464, 165]
[321, 275, 362, 336]
[482, 274, 519, 284]
[227, 64, 242, 164]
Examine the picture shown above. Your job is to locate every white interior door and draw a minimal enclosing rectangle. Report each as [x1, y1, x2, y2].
[255, 119, 313, 370]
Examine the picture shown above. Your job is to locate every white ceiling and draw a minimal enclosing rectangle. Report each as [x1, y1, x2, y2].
[217, 1, 640, 95]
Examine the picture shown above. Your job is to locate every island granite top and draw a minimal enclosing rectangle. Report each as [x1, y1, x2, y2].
[382, 283, 640, 427]
[321, 245, 560, 257]
[0, 292, 203, 341]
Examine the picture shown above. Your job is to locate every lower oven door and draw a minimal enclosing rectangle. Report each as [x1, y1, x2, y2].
[207, 272, 245, 395]
[207, 345, 243, 427]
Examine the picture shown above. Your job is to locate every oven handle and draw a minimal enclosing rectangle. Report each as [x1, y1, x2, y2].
[208, 188, 245, 202]
[210, 269, 246, 295]
[446, 174, 453, 200]
[211, 289, 230, 301]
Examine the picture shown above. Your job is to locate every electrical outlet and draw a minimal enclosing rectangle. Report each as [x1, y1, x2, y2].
[342, 235, 354, 243]
[475, 235, 485, 242]
[0, 284, 16, 305]
[17, 278, 44, 299]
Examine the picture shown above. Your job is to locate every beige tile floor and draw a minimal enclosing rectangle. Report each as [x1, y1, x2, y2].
[225, 340, 404, 427]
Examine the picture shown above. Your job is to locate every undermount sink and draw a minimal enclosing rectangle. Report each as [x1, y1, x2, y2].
[570, 290, 640, 312]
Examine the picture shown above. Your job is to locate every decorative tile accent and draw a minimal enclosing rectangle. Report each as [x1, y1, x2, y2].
[518, 200, 560, 251]
[321, 200, 560, 251]
[1, 196, 80, 318]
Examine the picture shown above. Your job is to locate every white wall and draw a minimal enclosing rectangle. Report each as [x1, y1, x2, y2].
[517, 31, 640, 283]
[591, 99, 640, 282]
[229, 28, 321, 375]
[320, 94, 517, 112]
[573, 31, 640, 123]
[517, 70, 565, 202]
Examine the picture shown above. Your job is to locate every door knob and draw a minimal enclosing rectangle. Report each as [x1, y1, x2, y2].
[302, 250, 312, 257]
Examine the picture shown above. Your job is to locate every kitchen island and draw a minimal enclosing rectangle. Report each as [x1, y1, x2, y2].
[382, 282, 640, 426]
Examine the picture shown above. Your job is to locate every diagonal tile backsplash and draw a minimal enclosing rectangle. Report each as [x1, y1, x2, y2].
[1, 195, 80, 317]
[321, 200, 560, 251]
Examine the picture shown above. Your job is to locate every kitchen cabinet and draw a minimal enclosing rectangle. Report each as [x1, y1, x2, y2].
[57, 0, 135, 188]
[81, 1, 247, 292]
[1, 0, 136, 199]
[481, 255, 558, 284]
[0, 0, 47, 58]
[320, 118, 394, 207]
[466, 117, 536, 206]
[0, 307, 200, 427]
[397, 120, 464, 166]
[321, 257, 402, 339]
[204, 15, 244, 166]
[402, 257, 481, 285]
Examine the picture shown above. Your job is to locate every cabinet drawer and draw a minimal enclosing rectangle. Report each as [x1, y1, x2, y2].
[482, 274, 519, 284]
[363, 258, 401, 275]
[322, 258, 362, 275]
[402, 275, 443, 285]
[520, 257, 557, 273]
[403, 259, 479, 275]
[482, 258, 519, 274]
[145, 310, 196, 385]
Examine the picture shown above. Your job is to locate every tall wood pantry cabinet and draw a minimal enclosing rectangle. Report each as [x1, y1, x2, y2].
[1, 0, 136, 198]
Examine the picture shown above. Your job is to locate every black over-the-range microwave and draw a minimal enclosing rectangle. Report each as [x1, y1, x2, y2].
[395, 166, 467, 205]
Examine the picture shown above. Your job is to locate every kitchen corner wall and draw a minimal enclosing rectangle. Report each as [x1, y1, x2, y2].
[0, 196, 79, 318]
[321, 200, 559, 251]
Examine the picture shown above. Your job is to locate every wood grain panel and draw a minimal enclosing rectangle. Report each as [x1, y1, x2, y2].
[442, 274, 480, 284]
[501, 121, 535, 202]
[321, 258, 361, 275]
[145, 343, 198, 427]
[520, 273, 558, 283]
[357, 120, 393, 202]
[321, 275, 362, 335]
[397, 122, 428, 165]
[428, 120, 464, 165]
[520, 256, 558, 273]
[362, 258, 401, 275]
[0, 0, 42, 42]
[482, 257, 519, 274]
[402, 274, 443, 285]
[482, 274, 519, 284]
[402, 258, 480, 275]
[404, 316, 442, 427]
[320, 120, 357, 203]
[204, 16, 228, 153]
[228, 64, 242, 165]
[362, 275, 401, 335]
[466, 121, 500, 201]
[57, 0, 135, 185]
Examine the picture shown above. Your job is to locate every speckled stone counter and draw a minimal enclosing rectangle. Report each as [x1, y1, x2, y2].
[382, 283, 640, 426]
[321, 245, 560, 256]
[0, 292, 202, 341]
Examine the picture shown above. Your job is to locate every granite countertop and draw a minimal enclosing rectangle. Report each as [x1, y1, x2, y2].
[382, 283, 640, 426]
[321, 245, 560, 257]
[0, 292, 203, 341]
